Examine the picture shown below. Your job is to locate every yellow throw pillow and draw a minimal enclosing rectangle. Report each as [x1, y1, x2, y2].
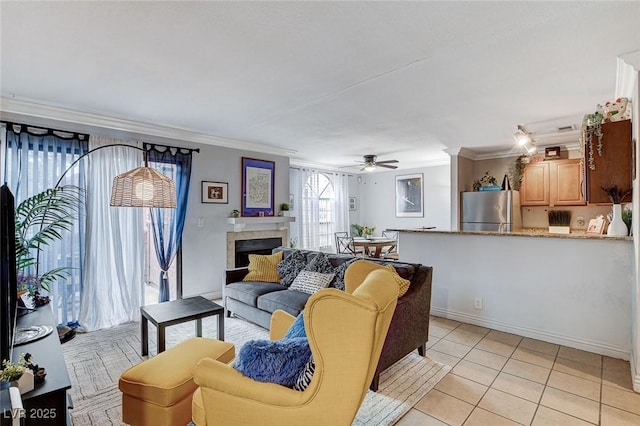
[344, 259, 410, 297]
[243, 251, 283, 283]
[383, 264, 411, 297]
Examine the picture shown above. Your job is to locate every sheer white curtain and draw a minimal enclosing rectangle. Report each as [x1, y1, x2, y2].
[329, 172, 350, 238]
[290, 168, 350, 252]
[79, 136, 144, 331]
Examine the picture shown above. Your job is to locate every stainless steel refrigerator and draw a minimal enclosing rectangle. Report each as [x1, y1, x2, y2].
[461, 190, 522, 232]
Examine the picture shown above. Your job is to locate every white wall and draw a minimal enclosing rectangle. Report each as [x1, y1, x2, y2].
[181, 146, 290, 299]
[400, 231, 634, 359]
[355, 164, 452, 234]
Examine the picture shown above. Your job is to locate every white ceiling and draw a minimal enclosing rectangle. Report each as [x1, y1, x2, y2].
[1, 2, 639, 171]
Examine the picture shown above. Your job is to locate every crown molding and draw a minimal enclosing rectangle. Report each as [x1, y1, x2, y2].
[0, 97, 297, 157]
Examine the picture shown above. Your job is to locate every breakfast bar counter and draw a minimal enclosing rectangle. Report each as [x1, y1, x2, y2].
[393, 227, 633, 361]
[389, 227, 632, 241]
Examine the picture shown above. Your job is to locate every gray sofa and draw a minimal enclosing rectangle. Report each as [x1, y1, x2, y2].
[224, 247, 433, 391]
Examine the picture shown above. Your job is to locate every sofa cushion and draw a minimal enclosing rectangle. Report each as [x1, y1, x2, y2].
[257, 289, 310, 316]
[289, 270, 334, 295]
[226, 281, 285, 307]
[243, 251, 283, 283]
[276, 250, 308, 287]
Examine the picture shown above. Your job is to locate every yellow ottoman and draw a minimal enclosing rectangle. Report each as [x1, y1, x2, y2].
[119, 337, 235, 426]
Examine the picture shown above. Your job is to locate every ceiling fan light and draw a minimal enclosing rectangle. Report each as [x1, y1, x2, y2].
[363, 164, 376, 172]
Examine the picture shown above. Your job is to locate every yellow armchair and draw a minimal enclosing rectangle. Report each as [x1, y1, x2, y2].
[191, 268, 398, 426]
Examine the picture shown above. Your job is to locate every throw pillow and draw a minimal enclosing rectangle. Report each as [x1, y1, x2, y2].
[383, 264, 411, 297]
[331, 258, 357, 290]
[242, 251, 283, 283]
[233, 337, 311, 387]
[289, 270, 335, 295]
[304, 252, 335, 274]
[276, 250, 308, 287]
[293, 355, 315, 391]
[284, 312, 307, 339]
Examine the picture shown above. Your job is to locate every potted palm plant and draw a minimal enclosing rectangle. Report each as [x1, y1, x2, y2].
[15, 185, 83, 296]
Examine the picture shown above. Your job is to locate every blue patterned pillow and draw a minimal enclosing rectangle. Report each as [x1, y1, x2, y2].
[234, 338, 311, 387]
[304, 252, 334, 274]
[277, 250, 308, 287]
[331, 258, 357, 290]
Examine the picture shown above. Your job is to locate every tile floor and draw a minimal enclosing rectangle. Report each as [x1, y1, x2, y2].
[396, 316, 640, 426]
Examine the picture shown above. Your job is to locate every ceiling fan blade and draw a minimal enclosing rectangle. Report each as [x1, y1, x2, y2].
[378, 164, 398, 169]
[376, 159, 399, 164]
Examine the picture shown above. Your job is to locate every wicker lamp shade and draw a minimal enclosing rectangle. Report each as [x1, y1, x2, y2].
[110, 166, 177, 208]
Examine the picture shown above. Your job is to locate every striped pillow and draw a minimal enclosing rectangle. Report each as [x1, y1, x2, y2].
[243, 251, 283, 283]
[293, 355, 315, 391]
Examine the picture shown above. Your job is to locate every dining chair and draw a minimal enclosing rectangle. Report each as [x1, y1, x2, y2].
[335, 233, 364, 255]
[381, 231, 399, 260]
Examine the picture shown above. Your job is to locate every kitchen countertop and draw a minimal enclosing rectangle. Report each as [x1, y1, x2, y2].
[389, 227, 633, 241]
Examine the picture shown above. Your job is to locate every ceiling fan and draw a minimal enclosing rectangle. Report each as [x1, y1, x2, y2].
[359, 154, 399, 172]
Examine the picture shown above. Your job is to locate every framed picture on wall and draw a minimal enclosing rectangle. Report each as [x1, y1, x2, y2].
[241, 157, 275, 216]
[395, 173, 424, 217]
[201, 181, 228, 204]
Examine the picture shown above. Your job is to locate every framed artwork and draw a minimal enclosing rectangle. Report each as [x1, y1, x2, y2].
[201, 181, 228, 204]
[241, 157, 275, 216]
[395, 173, 424, 217]
[586, 216, 606, 234]
[349, 197, 357, 211]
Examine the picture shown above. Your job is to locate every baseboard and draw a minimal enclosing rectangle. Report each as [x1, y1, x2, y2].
[431, 307, 631, 360]
[632, 350, 640, 392]
[188, 290, 222, 301]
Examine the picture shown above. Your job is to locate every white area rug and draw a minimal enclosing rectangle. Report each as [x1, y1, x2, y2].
[62, 315, 449, 425]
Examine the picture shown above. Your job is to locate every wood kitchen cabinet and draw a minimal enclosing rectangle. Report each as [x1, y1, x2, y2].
[584, 119, 632, 204]
[521, 159, 585, 206]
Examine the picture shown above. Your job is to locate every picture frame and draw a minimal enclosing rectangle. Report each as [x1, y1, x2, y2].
[395, 173, 424, 217]
[349, 196, 357, 211]
[201, 181, 228, 204]
[586, 216, 605, 235]
[241, 157, 275, 216]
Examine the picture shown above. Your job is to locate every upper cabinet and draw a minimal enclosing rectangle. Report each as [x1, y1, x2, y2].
[521, 159, 585, 207]
[584, 120, 632, 204]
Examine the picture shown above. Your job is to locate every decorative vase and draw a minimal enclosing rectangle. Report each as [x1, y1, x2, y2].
[607, 204, 628, 237]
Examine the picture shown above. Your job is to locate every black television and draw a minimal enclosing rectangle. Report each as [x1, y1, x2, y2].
[0, 184, 18, 364]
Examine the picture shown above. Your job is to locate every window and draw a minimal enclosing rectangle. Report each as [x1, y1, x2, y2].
[302, 173, 335, 250]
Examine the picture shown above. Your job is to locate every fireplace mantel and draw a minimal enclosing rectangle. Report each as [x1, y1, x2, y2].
[226, 216, 295, 232]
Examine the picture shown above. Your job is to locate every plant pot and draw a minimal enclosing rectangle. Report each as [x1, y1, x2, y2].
[607, 204, 628, 237]
[12, 369, 34, 395]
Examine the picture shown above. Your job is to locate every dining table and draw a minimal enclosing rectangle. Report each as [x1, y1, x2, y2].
[352, 237, 397, 258]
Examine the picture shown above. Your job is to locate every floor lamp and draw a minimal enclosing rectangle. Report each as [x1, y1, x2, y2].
[55, 143, 177, 209]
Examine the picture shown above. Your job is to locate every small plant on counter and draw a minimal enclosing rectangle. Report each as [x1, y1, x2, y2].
[279, 203, 290, 211]
[230, 209, 240, 218]
[621, 208, 632, 233]
[601, 184, 631, 204]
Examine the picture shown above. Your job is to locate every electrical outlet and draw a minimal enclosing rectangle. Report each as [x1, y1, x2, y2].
[576, 216, 585, 227]
[474, 297, 483, 310]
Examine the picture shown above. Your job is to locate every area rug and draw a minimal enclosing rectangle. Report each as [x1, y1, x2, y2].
[62, 315, 449, 425]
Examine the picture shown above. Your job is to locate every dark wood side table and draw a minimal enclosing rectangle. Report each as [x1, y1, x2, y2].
[140, 296, 224, 356]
